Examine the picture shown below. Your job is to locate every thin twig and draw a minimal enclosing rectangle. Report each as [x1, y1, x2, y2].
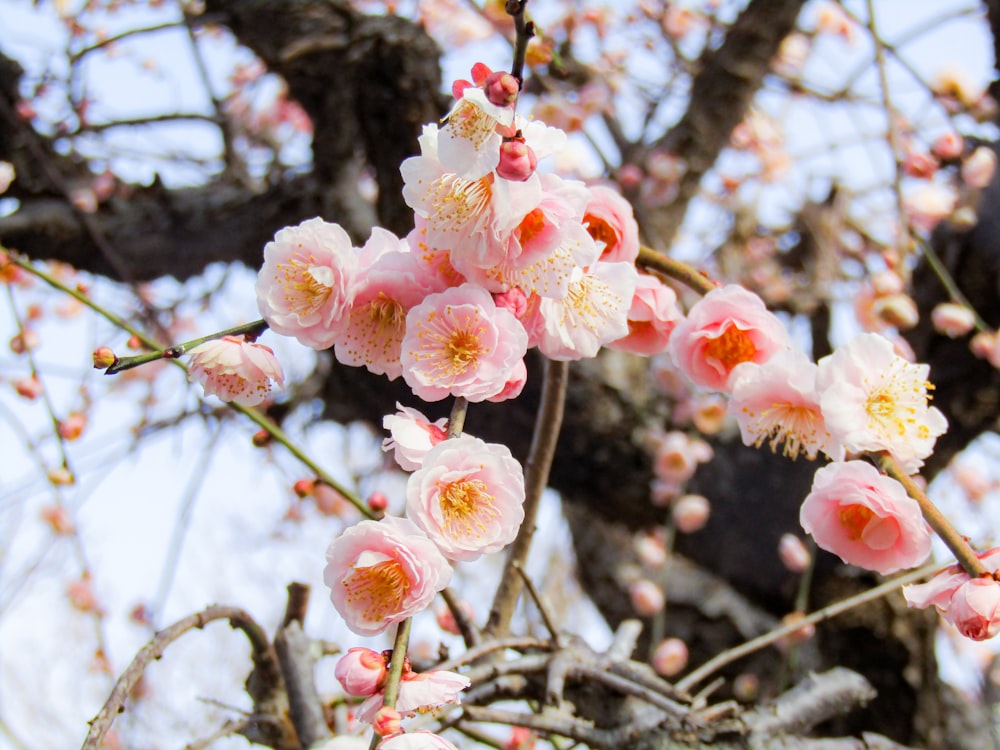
[512, 561, 562, 646]
[369, 618, 414, 750]
[637, 245, 717, 296]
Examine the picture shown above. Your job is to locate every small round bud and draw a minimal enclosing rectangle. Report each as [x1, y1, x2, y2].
[40, 504, 75, 535]
[367, 492, 389, 513]
[372, 706, 402, 737]
[873, 293, 919, 330]
[931, 131, 964, 161]
[251, 429, 271, 447]
[733, 673, 760, 702]
[9, 329, 39, 354]
[292, 478, 315, 498]
[92, 346, 117, 369]
[931, 303, 976, 338]
[484, 70, 519, 107]
[635, 533, 667, 570]
[47, 467, 75, 486]
[127, 334, 142, 350]
[672, 494, 710, 533]
[778, 533, 811, 573]
[629, 579, 665, 616]
[58, 412, 87, 441]
[651, 638, 688, 677]
[961, 146, 997, 189]
[497, 137, 537, 182]
[14, 376, 43, 400]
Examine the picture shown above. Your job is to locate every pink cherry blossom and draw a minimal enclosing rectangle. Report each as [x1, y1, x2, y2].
[377, 731, 460, 750]
[405, 434, 525, 561]
[486, 357, 527, 403]
[583, 185, 640, 264]
[187, 336, 284, 407]
[439, 63, 516, 180]
[522, 260, 638, 360]
[335, 647, 387, 697]
[799, 460, 932, 575]
[727, 349, 840, 461]
[668, 284, 790, 392]
[607, 272, 682, 356]
[324, 516, 452, 636]
[359, 669, 472, 723]
[382, 402, 449, 471]
[333, 240, 445, 380]
[904, 549, 1000, 641]
[816, 332, 947, 473]
[401, 283, 528, 402]
[778, 533, 811, 573]
[961, 146, 997, 189]
[256, 217, 358, 349]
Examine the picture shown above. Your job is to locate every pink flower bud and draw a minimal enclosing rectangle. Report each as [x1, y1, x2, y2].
[40, 505, 75, 535]
[635, 534, 667, 569]
[971, 330, 1000, 368]
[962, 146, 997, 189]
[292, 478, 315, 498]
[13, 376, 43, 400]
[367, 492, 389, 513]
[484, 71, 519, 107]
[733, 673, 760, 702]
[873, 293, 919, 329]
[435, 600, 474, 635]
[67, 576, 99, 613]
[372, 706, 402, 737]
[777, 611, 815, 652]
[871, 270, 904, 297]
[47, 467, 74, 485]
[778, 534, 811, 573]
[493, 287, 529, 319]
[629, 579, 665, 616]
[58, 412, 87, 441]
[673, 494, 710, 533]
[931, 131, 964, 161]
[92, 346, 117, 369]
[9, 329, 39, 354]
[931, 303, 976, 338]
[251, 429, 271, 447]
[902, 150, 938, 178]
[335, 647, 388, 697]
[651, 638, 688, 677]
[496, 138, 537, 181]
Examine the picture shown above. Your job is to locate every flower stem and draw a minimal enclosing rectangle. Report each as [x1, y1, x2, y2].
[368, 617, 413, 750]
[506, 1, 533, 85]
[878, 454, 987, 578]
[104, 319, 270, 374]
[637, 245, 717, 296]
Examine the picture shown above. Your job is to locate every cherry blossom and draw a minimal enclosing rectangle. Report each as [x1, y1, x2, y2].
[816, 332, 947, 473]
[727, 349, 839, 461]
[186, 335, 284, 407]
[799, 461, 932, 575]
[382, 402, 449, 471]
[324, 516, 452, 636]
[256, 217, 358, 349]
[904, 549, 1000, 641]
[582, 184, 640, 264]
[608, 272, 682, 356]
[405, 434, 525, 561]
[668, 284, 790, 392]
[359, 668, 471, 723]
[522, 260, 638, 360]
[335, 647, 387, 697]
[400, 283, 528, 402]
[440, 63, 517, 180]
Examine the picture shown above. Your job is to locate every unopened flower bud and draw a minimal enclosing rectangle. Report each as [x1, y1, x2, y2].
[372, 706, 402, 737]
[778, 533, 811, 573]
[47, 467, 74, 485]
[971, 330, 1000, 368]
[635, 533, 667, 569]
[873, 293, 919, 329]
[251, 429, 271, 447]
[484, 71, 519, 107]
[931, 303, 976, 338]
[733, 673, 760, 702]
[931, 131, 964, 161]
[367, 492, 389, 513]
[40, 504, 75, 535]
[629, 579, 665, 616]
[335, 647, 388, 697]
[651, 637, 688, 677]
[14, 376, 43, 400]
[777, 611, 815, 652]
[92, 346, 117, 369]
[9, 329, 39, 354]
[292, 478, 315, 498]
[871, 270, 904, 297]
[962, 146, 997, 189]
[58, 412, 87, 441]
[496, 137, 537, 182]
[902, 150, 938, 178]
[673, 494, 710, 533]
[493, 287, 529, 318]
[127, 334, 142, 350]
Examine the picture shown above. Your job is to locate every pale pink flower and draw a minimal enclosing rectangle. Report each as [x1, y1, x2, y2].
[961, 146, 997, 189]
[651, 638, 689, 677]
[382, 403, 449, 471]
[401, 283, 529, 402]
[931, 131, 964, 161]
[673, 494, 710, 533]
[727, 349, 840, 461]
[583, 185, 640, 264]
[335, 647, 387, 697]
[334, 242, 445, 380]
[377, 731, 460, 750]
[799, 461, 932, 575]
[256, 218, 358, 349]
[904, 549, 1000, 641]
[971, 330, 1000, 368]
[931, 303, 976, 338]
[440, 64, 516, 180]
[668, 284, 790, 392]
[523, 261, 638, 360]
[931, 65, 982, 108]
[405, 434, 525, 561]
[903, 183, 957, 233]
[816, 332, 947, 473]
[486, 357, 528, 403]
[607, 272, 682, 356]
[360, 669, 471, 723]
[324, 516, 452, 636]
[652, 431, 710, 484]
[187, 336, 284, 407]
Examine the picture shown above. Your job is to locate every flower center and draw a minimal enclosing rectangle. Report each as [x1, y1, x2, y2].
[703, 323, 757, 372]
[438, 478, 499, 540]
[343, 558, 411, 625]
[838, 504, 874, 541]
[585, 215, 618, 254]
[445, 329, 483, 370]
[428, 174, 492, 233]
[518, 208, 547, 246]
[275, 254, 333, 315]
[369, 293, 406, 330]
